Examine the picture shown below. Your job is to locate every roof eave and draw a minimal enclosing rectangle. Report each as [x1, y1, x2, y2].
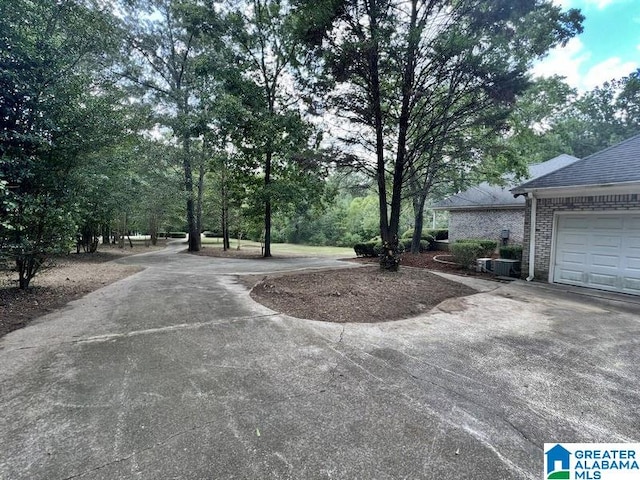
[510, 181, 640, 198]
[432, 204, 524, 211]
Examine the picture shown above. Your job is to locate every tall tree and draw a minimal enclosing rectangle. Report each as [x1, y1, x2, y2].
[295, 0, 583, 266]
[493, 70, 640, 168]
[0, 0, 123, 287]
[118, 0, 217, 251]
[226, 0, 319, 257]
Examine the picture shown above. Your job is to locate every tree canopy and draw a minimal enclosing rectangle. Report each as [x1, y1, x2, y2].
[4, 0, 639, 285]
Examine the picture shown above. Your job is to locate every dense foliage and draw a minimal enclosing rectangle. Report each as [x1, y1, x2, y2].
[0, 0, 636, 286]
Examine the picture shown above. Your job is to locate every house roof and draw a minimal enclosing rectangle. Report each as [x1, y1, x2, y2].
[511, 133, 640, 195]
[433, 154, 580, 210]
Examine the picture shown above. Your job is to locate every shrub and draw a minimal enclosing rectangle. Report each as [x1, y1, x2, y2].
[421, 234, 435, 250]
[399, 237, 433, 253]
[339, 232, 363, 247]
[456, 238, 497, 256]
[401, 229, 414, 239]
[450, 242, 486, 269]
[354, 241, 382, 257]
[203, 231, 220, 238]
[168, 232, 187, 238]
[425, 229, 448, 240]
[500, 244, 523, 261]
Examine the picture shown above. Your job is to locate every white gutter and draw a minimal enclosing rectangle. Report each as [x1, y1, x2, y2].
[512, 180, 640, 199]
[527, 194, 537, 281]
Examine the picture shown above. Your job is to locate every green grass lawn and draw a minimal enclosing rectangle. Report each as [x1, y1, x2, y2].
[200, 237, 353, 256]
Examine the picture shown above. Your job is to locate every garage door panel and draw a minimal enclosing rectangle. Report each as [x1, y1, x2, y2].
[622, 276, 640, 294]
[559, 251, 587, 265]
[591, 235, 622, 249]
[625, 236, 640, 249]
[561, 217, 590, 229]
[624, 217, 640, 229]
[558, 233, 588, 247]
[555, 268, 586, 284]
[626, 257, 640, 271]
[590, 254, 620, 268]
[554, 213, 640, 295]
[593, 217, 624, 229]
[589, 273, 618, 288]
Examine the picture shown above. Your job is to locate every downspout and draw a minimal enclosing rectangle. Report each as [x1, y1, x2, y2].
[527, 193, 537, 281]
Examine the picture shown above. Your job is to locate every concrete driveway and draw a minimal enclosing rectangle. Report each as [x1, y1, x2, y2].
[1, 244, 639, 479]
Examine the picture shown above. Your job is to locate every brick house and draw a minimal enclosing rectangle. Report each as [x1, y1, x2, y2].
[511, 133, 640, 295]
[433, 154, 579, 244]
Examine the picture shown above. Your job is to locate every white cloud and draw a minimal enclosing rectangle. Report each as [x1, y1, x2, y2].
[531, 37, 590, 89]
[554, 0, 623, 9]
[532, 37, 638, 91]
[582, 57, 638, 89]
[587, 0, 615, 8]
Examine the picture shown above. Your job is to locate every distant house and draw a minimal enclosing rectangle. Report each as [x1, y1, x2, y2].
[433, 154, 579, 245]
[511, 133, 640, 295]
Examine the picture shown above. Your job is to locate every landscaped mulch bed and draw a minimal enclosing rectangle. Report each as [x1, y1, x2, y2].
[349, 250, 496, 279]
[246, 266, 477, 323]
[0, 245, 161, 339]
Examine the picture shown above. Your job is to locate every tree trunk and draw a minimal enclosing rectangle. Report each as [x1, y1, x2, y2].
[182, 135, 200, 252]
[383, 0, 420, 269]
[195, 147, 205, 249]
[221, 174, 230, 251]
[150, 214, 158, 246]
[263, 150, 272, 258]
[102, 224, 110, 245]
[411, 193, 427, 254]
[118, 213, 126, 248]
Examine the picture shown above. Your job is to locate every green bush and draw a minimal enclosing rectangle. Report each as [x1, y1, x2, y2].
[401, 229, 414, 239]
[425, 229, 448, 240]
[399, 237, 433, 253]
[451, 242, 486, 269]
[354, 241, 383, 257]
[339, 232, 363, 247]
[456, 238, 497, 256]
[203, 231, 220, 238]
[168, 232, 187, 238]
[421, 234, 435, 250]
[499, 244, 523, 261]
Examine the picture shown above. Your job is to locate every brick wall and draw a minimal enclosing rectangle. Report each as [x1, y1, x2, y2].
[449, 208, 525, 244]
[521, 194, 640, 280]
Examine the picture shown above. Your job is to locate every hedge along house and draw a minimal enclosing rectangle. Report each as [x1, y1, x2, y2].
[433, 154, 579, 245]
[511, 133, 640, 296]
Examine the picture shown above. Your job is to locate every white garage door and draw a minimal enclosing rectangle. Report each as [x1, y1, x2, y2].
[553, 214, 640, 295]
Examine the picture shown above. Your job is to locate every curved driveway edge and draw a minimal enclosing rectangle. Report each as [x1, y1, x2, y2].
[1, 245, 639, 479]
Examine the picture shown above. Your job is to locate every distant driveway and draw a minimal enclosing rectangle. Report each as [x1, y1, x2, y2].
[1, 244, 639, 479]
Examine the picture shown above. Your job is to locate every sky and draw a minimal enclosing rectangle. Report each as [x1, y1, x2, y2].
[531, 0, 640, 92]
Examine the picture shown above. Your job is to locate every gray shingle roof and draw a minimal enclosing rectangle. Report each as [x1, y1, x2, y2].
[433, 154, 580, 210]
[511, 133, 640, 194]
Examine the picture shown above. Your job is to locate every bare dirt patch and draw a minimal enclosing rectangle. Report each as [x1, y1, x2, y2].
[0, 244, 163, 339]
[245, 266, 477, 323]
